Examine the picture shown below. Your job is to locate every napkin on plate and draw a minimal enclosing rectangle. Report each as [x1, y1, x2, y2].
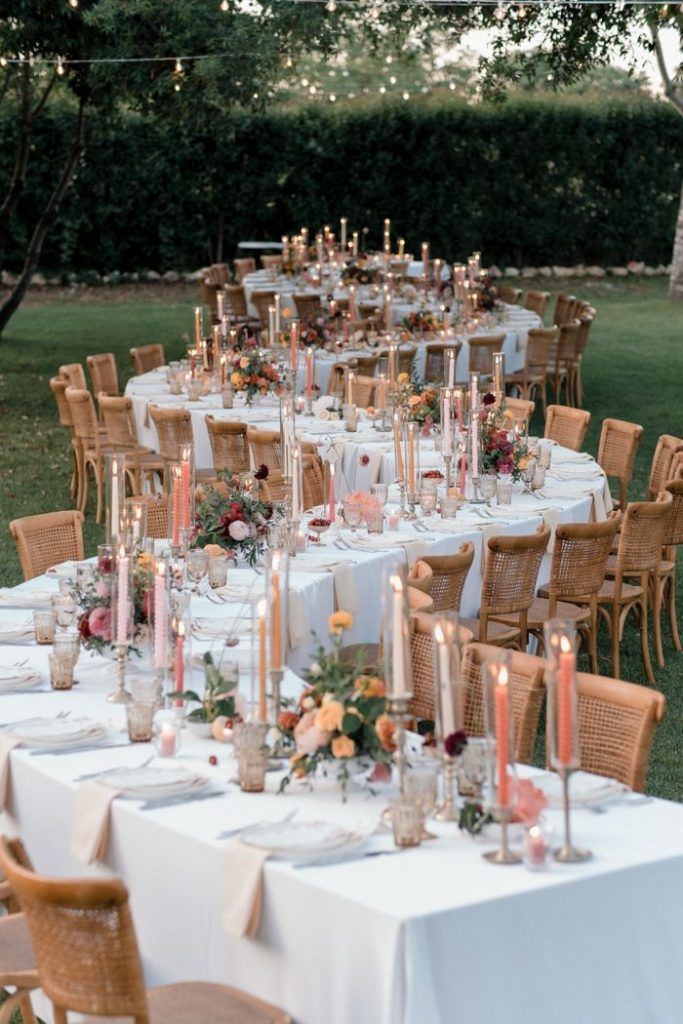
[551, 452, 593, 465]
[0, 589, 53, 609]
[0, 667, 42, 692]
[548, 467, 603, 481]
[0, 734, 22, 811]
[0, 621, 34, 644]
[71, 781, 121, 864]
[221, 838, 271, 939]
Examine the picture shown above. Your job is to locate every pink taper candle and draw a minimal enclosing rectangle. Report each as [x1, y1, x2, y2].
[153, 561, 167, 671]
[495, 668, 510, 806]
[328, 462, 336, 523]
[171, 467, 181, 546]
[558, 640, 574, 766]
[116, 547, 129, 647]
[174, 620, 185, 708]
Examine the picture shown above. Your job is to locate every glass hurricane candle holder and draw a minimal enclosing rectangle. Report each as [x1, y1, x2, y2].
[432, 612, 463, 822]
[482, 652, 521, 864]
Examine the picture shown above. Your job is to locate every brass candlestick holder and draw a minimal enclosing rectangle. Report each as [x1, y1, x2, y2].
[435, 753, 458, 822]
[482, 805, 521, 865]
[555, 766, 592, 863]
[389, 694, 410, 795]
[107, 643, 132, 704]
[404, 492, 419, 521]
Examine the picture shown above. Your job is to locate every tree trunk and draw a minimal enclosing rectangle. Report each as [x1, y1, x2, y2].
[0, 65, 32, 267]
[668, 181, 683, 301]
[0, 99, 86, 335]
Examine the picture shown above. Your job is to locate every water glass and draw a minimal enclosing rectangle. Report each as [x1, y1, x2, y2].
[386, 511, 400, 531]
[496, 477, 513, 505]
[404, 764, 439, 838]
[170, 380, 182, 396]
[441, 495, 462, 518]
[208, 552, 229, 589]
[343, 403, 359, 432]
[186, 548, 208, 589]
[76, 561, 95, 591]
[52, 594, 77, 628]
[390, 796, 424, 848]
[418, 489, 437, 516]
[187, 379, 203, 402]
[33, 609, 56, 645]
[521, 458, 538, 494]
[222, 386, 234, 409]
[48, 652, 74, 691]
[537, 442, 552, 470]
[479, 475, 497, 506]
[126, 701, 156, 742]
[234, 722, 269, 793]
[370, 483, 388, 506]
[267, 522, 288, 549]
[532, 466, 546, 491]
[97, 544, 114, 573]
[52, 630, 80, 667]
[343, 498, 362, 532]
[366, 508, 384, 534]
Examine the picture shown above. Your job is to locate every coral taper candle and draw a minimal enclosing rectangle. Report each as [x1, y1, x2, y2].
[153, 561, 167, 671]
[174, 620, 185, 707]
[459, 450, 467, 495]
[393, 413, 405, 481]
[194, 306, 203, 349]
[494, 667, 510, 806]
[180, 459, 191, 530]
[305, 348, 314, 401]
[171, 467, 181, 546]
[408, 422, 416, 493]
[558, 639, 575, 767]
[258, 598, 267, 723]
[328, 462, 336, 523]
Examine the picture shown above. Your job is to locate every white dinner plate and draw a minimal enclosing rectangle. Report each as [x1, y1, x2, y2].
[97, 766, 208, 800]
[45, 561, 79, 578]
[240, 819, 364, 860]
[5, 717, 107, 747]
[534, 771, 629, 809]
[0, 669, 43, 692]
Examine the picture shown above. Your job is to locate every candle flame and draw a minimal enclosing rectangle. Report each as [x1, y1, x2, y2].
[390, 574, 404, 595]
[434, 623, 445, 645]
[498, 665, 509, 687]
[560, 635, 572, 654]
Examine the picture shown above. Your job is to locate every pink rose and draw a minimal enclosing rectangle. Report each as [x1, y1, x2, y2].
[294, 710, 330, 754]
[95, 580, 109, 599]
[228, 520, 250, 542]
[88, 606, 112, 642]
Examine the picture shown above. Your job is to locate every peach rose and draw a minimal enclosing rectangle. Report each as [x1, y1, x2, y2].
[289, 751, 308, 778]
[331, 735, 356, 759]
[278, 710, 299, 732]
[375, 713, 397, 753]
[354, 675, 386, 698]
[294, 710, 330, 754]
[328, 610, 353, 635]
[315, 699, 344, 732]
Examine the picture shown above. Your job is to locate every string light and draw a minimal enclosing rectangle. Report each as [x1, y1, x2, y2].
[330, 93, 336, 101]
[220, 0, 229, 9]
[57, 57, 66, 76]
[68, 0, 79, 7]
[175, 58, 183, 75]
[326, 0, 337, 10]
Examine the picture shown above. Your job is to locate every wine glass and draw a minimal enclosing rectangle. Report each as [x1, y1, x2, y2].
[479, 475, 497, 506]
[343, 498, 362, 534]
[185, 548, 208, 592]
[521, 457, 538, 495]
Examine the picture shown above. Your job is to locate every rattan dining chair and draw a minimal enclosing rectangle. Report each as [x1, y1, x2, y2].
[597, 417, 644, 510]
[352, 375, 376, 409]
[66, 387, 118, 520]
[417, 545, 475, 613]
[497, 285, 522, 305]
[233, 257, 256, 282]
[293, 294, 322, 319]
[397, 345, 417, 377]
[467, 335, 506, 379]
[544, 405, 591, 451]
[596, 491, 672, 683]
[570, 672, 666, 792]
[224, 283, 254, 324]
[407, 586, 434, 614]
[653, 478, 683, 665]
[460, 642, 546, 764]
[354, 353, 380, 377]
[58, 363, 87, 390]
[546, 320, 579, 405]
[261, 254, 282, 272]
[460, 527, 550, 649]
[571, 311, 595, 408]
[407, 560, 434, 597]
[86, 352, 119, 399]
[250, 291, 278, 330]
[527, 514, 622, 672]
[552, 292, 576, 327]
[49, 376, 81, 502]
[0, 839, 39, 1024]
[130, 344, 165, 375]
[505, 326, 556, 416]
[206, 417, 250, 475]
[407, 612, 473, 721]
[139, 496, 169, 540]
[646, 434, 683, 500]
[302, 453, 325, 510]
[10, 510, 84, 581]
[246, 427, 282, 473]
[0, 836, 290, 1024]
[424, 342, 462, 384]
[523, 290, 550, 320]
[98, 395, 164, 494]
[148, 406, 214, 490]
[504, 396, 535, 425]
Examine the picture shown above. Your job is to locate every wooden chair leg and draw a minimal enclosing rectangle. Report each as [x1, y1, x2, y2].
[666, 572, 682, 652]
[0, 991, 37, 1024]
[589, 596, 598, 674]
[79, 459, 91, 516]
[18, 993, 37, 1024]
[638, 585, 655, 684]
[610, 603, 620, 680]
[653, 572, 665, 669]
[95, 458, 105, 524]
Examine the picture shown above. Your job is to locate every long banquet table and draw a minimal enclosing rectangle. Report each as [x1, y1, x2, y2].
[1, 564, 683, 1024]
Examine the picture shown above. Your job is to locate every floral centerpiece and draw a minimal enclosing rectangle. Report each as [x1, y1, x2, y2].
[277, 612, 395, 796]
[396, 373, 440, 433]
[473, 275, 499, 312]
[191, 470, 284, 566]
[228, 340, 283, 404]
[312, 394, 342, 420]
[478, 394, 530, 480]
[402, 309, 439, 334]
[171, 651, 240, 728]
[77, 551, 154, 655]
[341, 257, 382, 286]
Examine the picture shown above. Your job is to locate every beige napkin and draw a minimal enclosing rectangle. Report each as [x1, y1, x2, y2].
[221, 838, 271, 939]
[288, 590, 310, 648]
[592, 487, 607, 523]
[540, 508, 561, 554]
[549, 467, 603, 481]
[0, 622, 34, 643]
[0, 589, 53, 609]
[0, 735, 22, 812]
[71, 781, 120, 864]
[290, 556, 361, 613]
[551, 452, 592, 465]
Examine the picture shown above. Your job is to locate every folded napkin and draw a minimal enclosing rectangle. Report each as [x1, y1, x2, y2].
[290, 555, 361, 614]
[221, 838, 271, 939]
[551, 451, 592, 465]
[192, 618, 253, 640]
[212, 581, 262, 602]
[485, 506, 537, 519]
[592, 487, 607, 523]
[0, 734, 22, 812]
[0, 589, 53, 609]
[548, 467, 603, 481]
[347, 534, 427, 567]
[0, 621, 34, 644]
[0, 668, 42, 691]
[71, 781, 120, 864]
[288, 591, 310, 648]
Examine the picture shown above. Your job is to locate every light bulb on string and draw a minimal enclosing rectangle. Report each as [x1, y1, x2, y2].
[494, 5, 505, 19]
[57, 57, 66, 76]
[389, 75, 396, 84]
[329, 93, 336, 102]
[301, 77, 309, 87]
[402, 91, 410, 101]
[68, 0, 79, 7]
[379, 85, 386, 95]
[0, 57, 7, 68]
[220, 0, 229, 9]
[175, 58, 183, 75]
[326, 0, 337, 10]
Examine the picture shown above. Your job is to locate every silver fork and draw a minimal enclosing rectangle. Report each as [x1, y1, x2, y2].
[216, 807, 299, 841]
[0, 709, 70, 730]
[75, 753, 155, 783]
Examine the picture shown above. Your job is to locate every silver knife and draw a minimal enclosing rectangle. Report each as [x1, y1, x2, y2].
[293, 849, 399, 869]
[30, 741, 129, 757]
[140, 789, 226, 811]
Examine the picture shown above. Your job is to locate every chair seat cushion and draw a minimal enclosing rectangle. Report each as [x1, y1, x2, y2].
[497, 598, 589, 629]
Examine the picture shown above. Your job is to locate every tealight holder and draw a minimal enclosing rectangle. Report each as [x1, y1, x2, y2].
[154, 709, 182, 758]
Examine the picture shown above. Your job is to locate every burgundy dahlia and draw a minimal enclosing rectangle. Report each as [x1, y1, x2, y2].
[444, 729, 468, 758]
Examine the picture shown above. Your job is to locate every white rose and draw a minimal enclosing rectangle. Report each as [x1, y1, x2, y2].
[317, 409, 331, 421]
[309, 662, 321, 677]
[228, 520, 250, 541]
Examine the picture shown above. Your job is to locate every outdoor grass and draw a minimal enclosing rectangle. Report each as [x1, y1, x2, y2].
[0, 277, 681, 800]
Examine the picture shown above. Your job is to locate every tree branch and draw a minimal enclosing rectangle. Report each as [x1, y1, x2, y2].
[651, 23, 683, 116]
[0, 97, 87, 335]
[0, 64, 34, 266]
[32, 70, 58, 119]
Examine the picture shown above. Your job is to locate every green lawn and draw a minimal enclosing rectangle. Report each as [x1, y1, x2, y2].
[0, 278, 681, 800]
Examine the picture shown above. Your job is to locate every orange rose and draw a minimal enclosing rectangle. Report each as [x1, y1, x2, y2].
[375, 713, 397, 753]
[315, 699, 344, 732]
[278, 710, 299, 732]
[354, 675, 386, 698]
[328, 611, 353, 635]
[331, 735, 356, 759]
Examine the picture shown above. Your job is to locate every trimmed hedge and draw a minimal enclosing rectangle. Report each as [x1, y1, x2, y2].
[2, 96, 681, 273]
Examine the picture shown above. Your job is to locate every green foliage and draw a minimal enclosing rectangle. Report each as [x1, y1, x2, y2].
[0, 96, 680, 272]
